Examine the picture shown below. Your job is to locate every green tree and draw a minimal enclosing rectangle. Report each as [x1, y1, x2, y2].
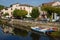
[55, 8, 60, 16]
[55, 8, 60, 20]
[13, 9, 28, 19]
[3, 13, 9, 17]
[41, 6, 58, 22]
[41, 6, 60, 22]
[0, 5, 5, 10]
[30, 7, 40, 19]
[41, 6, 56, 18]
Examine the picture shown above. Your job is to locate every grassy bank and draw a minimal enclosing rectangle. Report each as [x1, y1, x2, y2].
[50, 31, 60, 37]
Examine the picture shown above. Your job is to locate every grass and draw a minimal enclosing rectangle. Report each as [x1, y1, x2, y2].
[50, 31, 60, 37]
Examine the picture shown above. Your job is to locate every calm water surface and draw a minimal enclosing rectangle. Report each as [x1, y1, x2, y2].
[0, 27, 59, 40]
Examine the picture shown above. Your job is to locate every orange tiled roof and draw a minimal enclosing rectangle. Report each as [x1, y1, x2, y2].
[42, 2, 55, 6]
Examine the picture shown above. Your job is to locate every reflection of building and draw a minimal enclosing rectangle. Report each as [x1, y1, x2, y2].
[41, 1, 60, 20]
[0, 3, 33, 17]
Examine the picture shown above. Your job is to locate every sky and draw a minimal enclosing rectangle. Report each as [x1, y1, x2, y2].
[0, 0, 53, 7]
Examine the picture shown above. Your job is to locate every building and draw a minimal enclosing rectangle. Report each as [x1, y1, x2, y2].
[42, 1, 60, 21]
[0, 3, 33, 17]
[0, 2, 60, 20]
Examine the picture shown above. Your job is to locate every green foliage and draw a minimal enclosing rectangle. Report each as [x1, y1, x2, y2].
[55, 8, 60, 16]
[3, 13, 9, 17]
[30, 7, 40, 19]
[0, 20, 2, 25]
[13, 9, 28, 18]
[41, 6, 56, 18]
[41, 6, 60, 18]
[0, 5, 5, 10]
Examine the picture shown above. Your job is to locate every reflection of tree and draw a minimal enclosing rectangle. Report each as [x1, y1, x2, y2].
[0, 19, 9, 28]
[30, 32, 40, 40]
[13, 28, 28, 37]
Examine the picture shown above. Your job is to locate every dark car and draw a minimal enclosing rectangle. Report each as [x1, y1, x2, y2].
[55, 19, 60, 23]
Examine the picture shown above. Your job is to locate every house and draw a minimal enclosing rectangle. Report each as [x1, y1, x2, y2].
[41, 1, 60, 21]
[0, 3, 33, 17]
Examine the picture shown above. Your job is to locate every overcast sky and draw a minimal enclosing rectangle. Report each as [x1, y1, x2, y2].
[0, 0, 53, 7]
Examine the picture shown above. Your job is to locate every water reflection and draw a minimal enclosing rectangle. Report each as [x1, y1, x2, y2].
[0, 25, 60, 40]
[30, 32, 55, 40]
[13, 28, 28, 37]
[30, 32, 40, 40]
[13, 28, 54, 40]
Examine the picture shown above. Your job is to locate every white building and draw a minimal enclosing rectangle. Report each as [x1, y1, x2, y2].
[1, 3, 33, 17]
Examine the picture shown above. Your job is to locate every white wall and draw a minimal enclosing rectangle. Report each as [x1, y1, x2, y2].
[1, 4, 33, 17]
[52, 1, 60, 6]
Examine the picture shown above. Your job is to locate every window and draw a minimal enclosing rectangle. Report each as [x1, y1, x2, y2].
[1, 12, 3, 14]
[24, 7, 25, 10]
[11, 12, 12, 15]
[20, 7, 22, 10]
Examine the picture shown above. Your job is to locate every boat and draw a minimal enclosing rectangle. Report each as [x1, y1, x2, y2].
[31, 26, 56, 34]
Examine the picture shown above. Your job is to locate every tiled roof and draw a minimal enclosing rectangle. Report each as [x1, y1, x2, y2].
[43, 2, 55, 5]
[10, 3, 33, 7]
[20, 4, 33, 7]
[42, 2, 55, 6]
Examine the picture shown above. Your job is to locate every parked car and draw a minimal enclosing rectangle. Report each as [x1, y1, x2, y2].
[55, 19, 60, 23]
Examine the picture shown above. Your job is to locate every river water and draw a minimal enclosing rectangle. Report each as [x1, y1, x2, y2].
[0, 27, 59, 40]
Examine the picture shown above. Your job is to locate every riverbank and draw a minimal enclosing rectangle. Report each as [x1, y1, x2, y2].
[0, 19, 60, 38]
[50, 31, 60, 37]
[0, 27, 57, 40]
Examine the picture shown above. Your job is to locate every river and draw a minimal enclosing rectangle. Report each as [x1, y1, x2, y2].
[0, 27, 60, 40]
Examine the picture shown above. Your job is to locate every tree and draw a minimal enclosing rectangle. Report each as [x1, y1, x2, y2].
[41, 6, 59, 22]
[13, 9, 28, 19]
[55, 8, 60, 20]
[30, 7, 40, 19]
[0, 5, 5, 10]
[41, 6, 60, 22]
[41, 6, 56, 18]
[55, 8, 60, 16]
[3, 13, 9, 17]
